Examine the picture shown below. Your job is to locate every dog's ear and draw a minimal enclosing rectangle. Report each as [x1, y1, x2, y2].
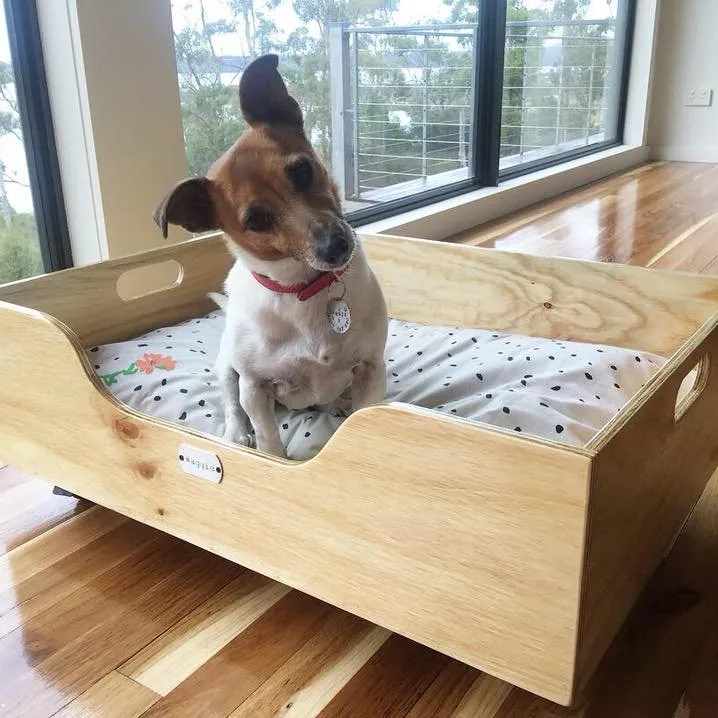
[239, 54, 303, 129]
[153, 177, 220, 238]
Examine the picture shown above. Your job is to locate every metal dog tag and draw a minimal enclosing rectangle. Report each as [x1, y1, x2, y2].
[327, 299, 351, 334]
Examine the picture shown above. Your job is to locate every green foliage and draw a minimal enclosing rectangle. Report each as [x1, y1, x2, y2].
[181, 80, 246, 175]
[0, 213, 43, 284]
[0, 58, 43, 284]
[0, 60, 21, 142]
[174, 21, 248, 175]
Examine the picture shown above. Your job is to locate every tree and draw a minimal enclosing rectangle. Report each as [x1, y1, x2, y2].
[0, 60, 31, 217]
[0, 212, 42, 284]
[173, 2, 248, 175]
[0, 59, 43, 283]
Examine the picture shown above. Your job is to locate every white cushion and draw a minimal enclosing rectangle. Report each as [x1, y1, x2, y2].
[90, 312, 665, 460]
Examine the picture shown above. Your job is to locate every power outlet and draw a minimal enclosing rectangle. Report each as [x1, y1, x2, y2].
[686, 87, 713, 107]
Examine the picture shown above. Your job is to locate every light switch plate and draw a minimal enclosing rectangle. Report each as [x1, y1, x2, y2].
[687, 88, 713, 107]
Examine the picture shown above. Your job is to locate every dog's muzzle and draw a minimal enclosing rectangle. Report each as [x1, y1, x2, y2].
[314, 221, 355, 268]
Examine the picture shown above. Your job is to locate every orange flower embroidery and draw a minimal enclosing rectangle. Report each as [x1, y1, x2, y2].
[136, 352, 177, 374]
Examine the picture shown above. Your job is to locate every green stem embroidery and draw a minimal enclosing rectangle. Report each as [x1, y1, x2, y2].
[99, 361, 139, 387]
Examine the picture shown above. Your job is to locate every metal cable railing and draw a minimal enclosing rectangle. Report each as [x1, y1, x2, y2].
[329, 18, 616, 201]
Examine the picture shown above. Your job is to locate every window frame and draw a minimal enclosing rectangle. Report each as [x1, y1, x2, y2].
[4, 0, 72, 272]
[499, 0, 638, 183]
[345, 0, 637, 228]
[34, 0, 657, 264]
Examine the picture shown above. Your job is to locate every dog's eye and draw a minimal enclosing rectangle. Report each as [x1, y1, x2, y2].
[244, 206, 273, 233]
[286, 157, 313, 191]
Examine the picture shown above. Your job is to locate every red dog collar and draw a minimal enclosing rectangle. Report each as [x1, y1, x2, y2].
[251, 267, 347, 302]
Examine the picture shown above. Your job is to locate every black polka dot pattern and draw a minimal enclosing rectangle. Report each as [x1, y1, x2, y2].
[90, 313, 665, 461]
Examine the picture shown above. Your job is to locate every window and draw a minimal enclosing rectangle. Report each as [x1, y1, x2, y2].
[170, 0, 634, 226]
[500, 1, 633, 177]
[0, 0, 70, 283]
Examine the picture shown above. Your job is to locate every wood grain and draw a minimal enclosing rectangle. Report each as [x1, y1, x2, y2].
[404, 662, 479, 718]
[0, 506, 128, 591]
[453, 162, 718, 269]
[0, 521, 159, 639]
[578, 322, 718, 691]
[52, 671, 159, 718]
[143, 591, 335, 718]
[120, 571, 290, 695]
[0, 473, 89, 555]
[228, 611, 382, 717]
[451, 162, 671, 252]
[316, 635, 450, 717]
[364, 234, 718, 355]
[0, 235, 233, 348]
[0, 539, 239, 717]
[3, 214, 718, 702]
[450, 674, 513, 717]
[254, 625, 391, 718]
[4, 208, 718, 355]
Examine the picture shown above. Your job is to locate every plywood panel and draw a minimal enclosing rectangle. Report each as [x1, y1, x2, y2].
[364, 234, 718, 354]
[0, 302, 591, 704]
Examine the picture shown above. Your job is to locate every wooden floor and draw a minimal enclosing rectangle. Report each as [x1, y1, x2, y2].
[3, 161, 718, 717]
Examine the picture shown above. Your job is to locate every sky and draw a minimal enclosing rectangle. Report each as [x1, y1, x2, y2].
[172, 0, 615, 28]
[172, 0, 617, 51]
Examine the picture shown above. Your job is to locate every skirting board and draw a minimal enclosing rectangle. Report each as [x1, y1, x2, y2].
[652, 146, 718, 163]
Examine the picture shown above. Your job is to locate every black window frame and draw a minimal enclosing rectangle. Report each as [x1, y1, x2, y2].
[346, 0, 636, 228]
[3, 0, 72, 273]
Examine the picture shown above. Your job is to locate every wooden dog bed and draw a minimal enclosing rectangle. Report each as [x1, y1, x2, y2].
[1, 232, 718, 706]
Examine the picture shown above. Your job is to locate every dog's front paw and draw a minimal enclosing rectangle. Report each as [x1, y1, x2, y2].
[327, 395, 353, 418]
[256, 436, 286, 458]
[223, 422, 255, 448]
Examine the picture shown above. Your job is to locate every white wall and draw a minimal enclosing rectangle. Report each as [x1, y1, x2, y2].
[38, 0, 190, 265]
[649, 0, 718, 162]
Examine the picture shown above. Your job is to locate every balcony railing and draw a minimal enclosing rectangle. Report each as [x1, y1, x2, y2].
[329, 19, 617, 211]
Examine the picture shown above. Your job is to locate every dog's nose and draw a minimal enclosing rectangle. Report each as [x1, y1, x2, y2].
[316, 226, 353, 267]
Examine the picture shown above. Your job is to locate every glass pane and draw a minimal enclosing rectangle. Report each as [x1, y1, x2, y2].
[170, 1, 475, 214]
[0, 3, 42, 283]
[500, 0, 625, 172]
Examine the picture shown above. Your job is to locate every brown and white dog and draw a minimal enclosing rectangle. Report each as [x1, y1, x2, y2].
[154, 54, 388, 457]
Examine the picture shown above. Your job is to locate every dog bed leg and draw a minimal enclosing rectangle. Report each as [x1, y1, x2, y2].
[52, 485, 89, 502]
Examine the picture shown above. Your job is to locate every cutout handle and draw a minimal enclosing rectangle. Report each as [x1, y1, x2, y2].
[674, 355, 710, 423]
[116, 260, 183, 301]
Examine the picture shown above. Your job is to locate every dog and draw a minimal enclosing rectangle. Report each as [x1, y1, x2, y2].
[153, 54, 388, 458]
